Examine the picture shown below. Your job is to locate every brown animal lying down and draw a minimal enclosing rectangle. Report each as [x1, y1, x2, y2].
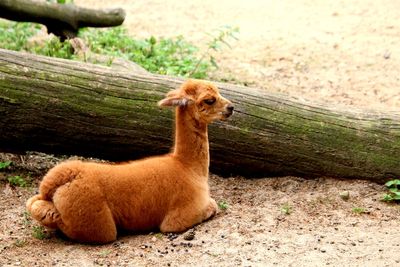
[26, 79, 234, 243]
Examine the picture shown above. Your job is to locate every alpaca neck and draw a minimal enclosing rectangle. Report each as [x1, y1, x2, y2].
[173, 107, 209, 177]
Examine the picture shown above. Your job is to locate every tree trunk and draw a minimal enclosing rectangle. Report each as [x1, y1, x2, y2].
[0, 48, 399, 183]
[0, 0, 125, 40]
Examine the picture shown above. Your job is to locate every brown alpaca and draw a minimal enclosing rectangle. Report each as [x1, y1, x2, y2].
[26, 79, 234, 243]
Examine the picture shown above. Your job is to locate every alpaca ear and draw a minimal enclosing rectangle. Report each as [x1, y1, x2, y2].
[158, 97, 192, 107]
[158, 91, 192, 107]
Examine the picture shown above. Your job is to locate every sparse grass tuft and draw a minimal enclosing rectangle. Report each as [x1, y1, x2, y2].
[98, 249, 112, 258]
[352, 207, 366, 214]
[14, 239, 28, 247]
[218, 200, 229, 210]
[7, 175, 29, 187]
[32, 225, 51, 240]
[0, 161, 12, 170]
[281, 203, 292, 215]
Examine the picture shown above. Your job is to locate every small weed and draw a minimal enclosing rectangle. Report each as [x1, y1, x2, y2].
[32, 225, 50, 240]
[153, 232, 164, 239]
[7, 175, 28, 187]
[281, 203, 292, 215]
[23, 211, 32, 226]
[352, 207, 366, 214]
[382, 179, 400, 202]
[218, 200, 229, 210]
[14, 239, 27, 247]
[99, 249, 112, 258]
[46, 0, 74, 4]
[190, 25, 239, 76]
[0, 161, 11, 170]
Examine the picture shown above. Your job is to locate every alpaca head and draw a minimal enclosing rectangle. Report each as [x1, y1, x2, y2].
[158, 80, 234, 124]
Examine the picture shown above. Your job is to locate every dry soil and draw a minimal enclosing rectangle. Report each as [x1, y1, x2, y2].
[1, 1, 399, 266]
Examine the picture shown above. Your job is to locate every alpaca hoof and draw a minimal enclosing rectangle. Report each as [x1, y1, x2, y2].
[26, 195, 42, 211]
[29, 200, 60, 229]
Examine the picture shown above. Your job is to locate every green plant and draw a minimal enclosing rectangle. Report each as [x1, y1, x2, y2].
[80, 27, 212, 78]
[0, 22, 39, 51]
[218, 200, 229, 210]
[280, 203, 292, 215]
[352, 207, 366, 214]
[189, 25, 239, 76]
[382, 179, 400, 202]
[47, 0, 74, 3]
[0, 161, 11, 170]
[14, 239, 27, 247]
[7, 175, 28, 187]
[0, 21, 238, 79]
[99, 249, 112, 258]
[32, 225, 50, 240]
[32, 37, 75, 59]
[23, 211, 32, 226]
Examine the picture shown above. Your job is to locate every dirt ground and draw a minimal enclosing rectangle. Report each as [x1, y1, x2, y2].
[1, 0, 400, 266]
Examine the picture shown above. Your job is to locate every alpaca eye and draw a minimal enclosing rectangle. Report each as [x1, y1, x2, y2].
[203, 98, 216, 105]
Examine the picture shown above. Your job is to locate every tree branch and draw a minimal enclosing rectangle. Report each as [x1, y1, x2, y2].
[0, 0, 125, 40]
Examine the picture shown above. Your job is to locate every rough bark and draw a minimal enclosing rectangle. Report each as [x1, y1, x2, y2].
[0, 0, 125, 40]
[0, 48, 399, 182]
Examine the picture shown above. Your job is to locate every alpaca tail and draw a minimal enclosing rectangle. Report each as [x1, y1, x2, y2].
[26, 160, 83, 228]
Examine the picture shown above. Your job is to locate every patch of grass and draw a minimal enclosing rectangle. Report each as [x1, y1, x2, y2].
[32, 225, 50, 240]
[352, 207, 366, 214]
[218, 200, 229, 210]
[80, 27, 212, 78]
[0, 22, 39, 51]
[46, 0, 74, 3]
[382, 179, 400, 202]
[0, 161, 12, 170]
[153, 232, 164, 239]
[14, 239, 28, 247]
[98, 249, 112, 258]
[0, 20, 238, 79]
[280, 203, 292, 215]
[7, 175, 28, 187]
[23, 211, 32, 226]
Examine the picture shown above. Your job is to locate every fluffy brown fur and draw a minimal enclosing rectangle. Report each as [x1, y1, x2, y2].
[26, 79, 234, 243]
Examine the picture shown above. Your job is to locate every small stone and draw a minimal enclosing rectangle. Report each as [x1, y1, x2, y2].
[339, 191, 350, 200]
[320, 248, 326, 253]
[183, 232, 195, 241]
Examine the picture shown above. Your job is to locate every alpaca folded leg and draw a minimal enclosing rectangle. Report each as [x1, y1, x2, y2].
[27, 195, 60, 229]
[160, 200, 217, 233]
[160, 211, 198, 233]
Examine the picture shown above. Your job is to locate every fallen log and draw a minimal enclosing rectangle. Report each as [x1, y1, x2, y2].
[0, 48, 399, 182]
[0, 0, 125, 40]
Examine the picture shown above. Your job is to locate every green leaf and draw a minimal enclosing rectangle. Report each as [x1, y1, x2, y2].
[210, 56, 218, 68]
[385, 179, 400, 187]
[0, 161, 11, 170]
[389, 187, 399, 193]
[382, 194, 393, 202]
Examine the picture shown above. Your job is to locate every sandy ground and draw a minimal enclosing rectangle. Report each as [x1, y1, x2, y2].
[75, 0, 400, 111]
[1, 0, 400, 266]
[1, 158, 400, 267]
